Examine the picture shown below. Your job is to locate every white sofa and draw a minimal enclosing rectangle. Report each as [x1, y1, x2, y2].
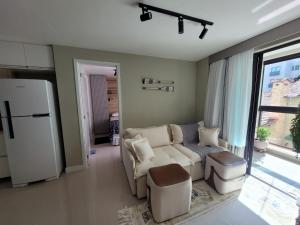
[122, 124, 227, 199]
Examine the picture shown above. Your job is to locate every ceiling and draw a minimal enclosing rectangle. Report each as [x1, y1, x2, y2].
[0, 0, 299, 61]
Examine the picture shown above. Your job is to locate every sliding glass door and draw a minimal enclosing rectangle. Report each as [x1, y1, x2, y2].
[245, 41, 300, 198]
[258, 53, 299, 152]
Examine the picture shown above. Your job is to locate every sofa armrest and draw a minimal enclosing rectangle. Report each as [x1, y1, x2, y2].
[218, 138, 228, 149]
[121, 141, 137, 195]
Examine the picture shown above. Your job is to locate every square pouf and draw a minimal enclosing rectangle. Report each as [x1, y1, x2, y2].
[147, 164, 192, 223]
[205, 151, 247, 194]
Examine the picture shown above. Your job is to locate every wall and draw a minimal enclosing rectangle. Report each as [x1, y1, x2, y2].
[196, 58, 209, 121]
[52, 45, 197, 167]
[209, 18, 300, 63]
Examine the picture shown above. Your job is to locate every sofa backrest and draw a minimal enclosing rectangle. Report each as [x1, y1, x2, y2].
[123, 121, 205, 147]
[123, 125, 171, 148]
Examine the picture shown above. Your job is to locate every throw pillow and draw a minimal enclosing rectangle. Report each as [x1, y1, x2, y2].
[198, 127, 220, 147]
[124, 135, 143, 158]
[131, 138, 155, 162]
[180, 123, 199, 145]
[169, 124, 183, 144]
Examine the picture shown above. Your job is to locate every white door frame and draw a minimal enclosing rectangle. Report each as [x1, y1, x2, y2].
[73, 59, 123, 169]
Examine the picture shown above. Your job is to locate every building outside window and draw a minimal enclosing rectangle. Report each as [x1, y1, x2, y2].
[270, 66, 281, 76]
[259, 56, 300, 150]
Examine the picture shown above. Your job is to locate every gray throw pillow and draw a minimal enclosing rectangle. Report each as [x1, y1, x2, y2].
[180, 123, 199, 145]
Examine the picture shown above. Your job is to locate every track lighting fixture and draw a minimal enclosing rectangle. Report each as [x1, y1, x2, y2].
[178, 16, 184, 34]
[138, 3, 213, 39]
[140, 7, 152, 22]
[199, 25, 208, 39]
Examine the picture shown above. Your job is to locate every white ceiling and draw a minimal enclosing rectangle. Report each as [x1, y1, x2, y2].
[0, 0, 299, 61]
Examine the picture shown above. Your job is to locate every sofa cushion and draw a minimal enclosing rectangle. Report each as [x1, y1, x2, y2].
[169, 124, 183, 144]
[134, 145, 191, 179]
[173, 144, 201, 164]
[123, 128, 141, 139]
[124, 125, 171, 148]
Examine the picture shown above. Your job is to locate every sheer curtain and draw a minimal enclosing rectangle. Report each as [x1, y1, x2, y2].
[204, 59, 226, 128]
[223, 49, 254, 156]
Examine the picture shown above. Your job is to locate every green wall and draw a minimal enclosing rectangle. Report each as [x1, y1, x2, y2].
[196, 57, 209, 121]
[53, 45, 198, 167]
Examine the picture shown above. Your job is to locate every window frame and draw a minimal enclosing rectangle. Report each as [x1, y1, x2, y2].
[258, 53, 299, 149]
[246, 39, 300, 175]
[260, 51, 300, 113]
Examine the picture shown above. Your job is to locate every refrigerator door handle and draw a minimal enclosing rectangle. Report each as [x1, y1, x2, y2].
[4, 101, 14, 139]
[32, 113, 50, 118]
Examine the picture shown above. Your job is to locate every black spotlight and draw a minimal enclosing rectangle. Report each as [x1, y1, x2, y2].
[140, 7, 152, 22]
[199, 25, 208, 39]
[178, 16, 184, 34]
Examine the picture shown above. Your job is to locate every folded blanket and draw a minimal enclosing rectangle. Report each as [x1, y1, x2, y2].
[184, 144, 223, 167]
[180, 123, 223, 167]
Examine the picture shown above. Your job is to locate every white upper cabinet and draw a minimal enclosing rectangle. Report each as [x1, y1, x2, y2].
[24, 44, 54, 68]
[0, 41, 54, 69]
[0, 42, 26, 67]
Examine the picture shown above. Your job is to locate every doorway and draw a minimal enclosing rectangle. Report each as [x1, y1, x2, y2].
[246, 41, 300, 198]
[74, 60, 122, 168]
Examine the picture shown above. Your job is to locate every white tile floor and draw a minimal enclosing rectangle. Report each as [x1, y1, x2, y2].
[0, 144, 141, 225]
[0, 145, 298, 225]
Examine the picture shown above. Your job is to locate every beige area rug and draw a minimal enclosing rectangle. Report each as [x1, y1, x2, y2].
[118, 181, 240, 225]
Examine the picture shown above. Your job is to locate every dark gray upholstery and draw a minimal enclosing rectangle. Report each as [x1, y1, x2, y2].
[180, 123, 223, 167]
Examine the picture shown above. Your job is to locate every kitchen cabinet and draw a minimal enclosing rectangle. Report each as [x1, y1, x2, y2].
[0, 41, 54, 69]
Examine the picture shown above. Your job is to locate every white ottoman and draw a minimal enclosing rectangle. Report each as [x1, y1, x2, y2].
[147, 164, 192, 223]
[205, 151, 247, 194]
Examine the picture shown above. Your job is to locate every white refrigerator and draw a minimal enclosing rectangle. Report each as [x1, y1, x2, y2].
[0, 79, 63, 187]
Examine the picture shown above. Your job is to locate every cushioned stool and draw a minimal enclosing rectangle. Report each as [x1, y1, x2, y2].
[147, 164, 192, 223]
[205, 151, 247, 194]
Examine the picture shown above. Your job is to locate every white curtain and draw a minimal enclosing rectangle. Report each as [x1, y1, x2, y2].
[204, 59, 226, 128]
[223, 49, 254, 156]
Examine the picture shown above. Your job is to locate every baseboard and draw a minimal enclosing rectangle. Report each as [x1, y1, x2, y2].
[65, 164, 85, 173]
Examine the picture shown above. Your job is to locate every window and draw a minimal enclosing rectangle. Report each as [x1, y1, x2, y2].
[259, 112, 295, 149]
[269, 66, 280, 76]
[292, 64, 300, 71]
[258, 55, 300, 150]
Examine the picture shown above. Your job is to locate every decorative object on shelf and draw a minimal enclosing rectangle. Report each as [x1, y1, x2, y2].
[142, 86, 174, 92]
[142, 77, 175, 92]
[290, 105, 300, 158]
[254, 126, 271, 152]
[142, 77, 174, 85]
[138, 3, 213, 39]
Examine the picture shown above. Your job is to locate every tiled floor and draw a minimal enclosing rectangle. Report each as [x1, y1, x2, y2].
[0, 145, 298, 225]
[252, 151, 300, 198]
[239, 176, 298, 225]
[0, 144, 141, 225]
